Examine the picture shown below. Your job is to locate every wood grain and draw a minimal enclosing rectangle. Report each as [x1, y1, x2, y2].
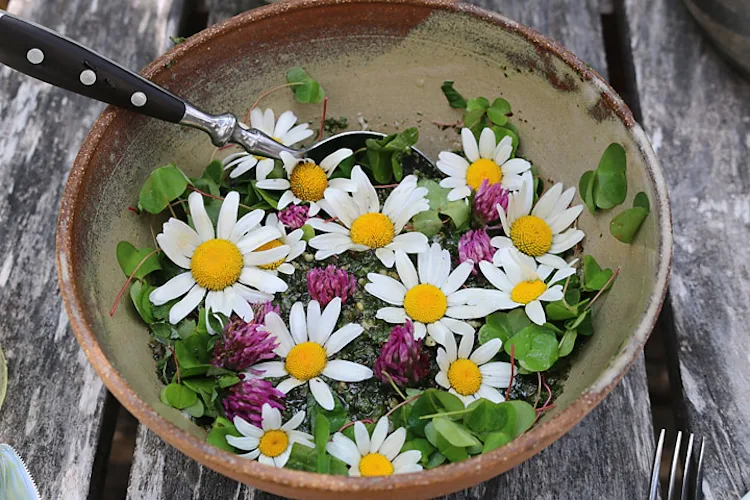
[0, 1, 179, 499]
[126, 1, 657, 498]
[623, 0, 750, 497]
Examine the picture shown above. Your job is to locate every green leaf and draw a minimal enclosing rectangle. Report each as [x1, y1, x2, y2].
[491, 126, 519, 155]
[285, 442, 319, 471]
[463, 108, 485, 130]
[162, 383, 198, 409]
[218, 375, 241, 388]
[482, 431, 513, 453]
[558, 329, 578, 357]
[182, 377, 218, 396]
[486, 98, 511, 126]
[594, 143, 627, 209]
[433, 417, 481, 448]
[545, 301, 578, 321]
[309, 392, 348, 432]
[439, 200, 470, 230]
[424, 422, 469, 463]
[478, 324, 505, 345]
[579, 170, 597, 214]
[464, 400, 514, 435]
[402, 438, 434, 466]
[206, 417, 242, 452]
[300, 224, 315, 242]
[570, 308, 594, 336]
[634, 191, 650, 211]
[440, 81, 467, 108]
[129, 281, 155, 323]
[176, 318, 196, 340]
[504, 400, 536, 436]
[466, 97, 489, 112]
[392, 153, 404, 182]
[479, 310, 531, 344]
[251, 183, 279, 209]
[116, 241, 161, 280]
[426, 451, 447, 469]
[610, 206, 649, 243]
[184, 398, 204, 418]
[286, 67, 325, 104]
[418, 179, 450, 211]
[582, 255, 614, 292]
[138, 163, 190, 214]
[408, 389, 464, 437]
[505, 325, 559, 372]
[314, 414, 331, 473]
[412, 210, 442, 238]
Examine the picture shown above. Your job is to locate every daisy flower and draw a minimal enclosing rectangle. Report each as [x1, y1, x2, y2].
[226, 404, 314, 468]
[492, 171, 585, 269]
[436, 128, 531, 201]
[478, 250, 577, 325]
[149, 192, 291, 324]
[308, 165, 430, 267]
[436, 330, 512, 407]
[365, 245, 496, 344]
[247, 298, 373, 411]
[255, 149, 356, 216]
[222, 108, 314, 179]
[326, 417, 422, 476]
[258, 213, 306, 276]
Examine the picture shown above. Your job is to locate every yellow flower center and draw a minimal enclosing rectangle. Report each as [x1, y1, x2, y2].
[285, 342, 327, 381]
[358, 453, 395, 477]
[349, 213, 395, 249]
[466, 158, 503, 190]
[290, 162, 328, 202]
[190, 239, 243, 291]
[447, 359, 482, 396]
[258, 429, 289, 458]
[256, 239, 286, 270]
[509, 215, 553, 257]
[403, 284, 448, 324]
[510, 279, 547, 304]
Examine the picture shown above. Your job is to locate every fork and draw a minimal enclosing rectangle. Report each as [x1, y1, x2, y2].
[649, 429, 706, 500]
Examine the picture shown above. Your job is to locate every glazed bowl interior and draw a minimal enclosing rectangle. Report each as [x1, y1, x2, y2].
[58, 1, 671, 497]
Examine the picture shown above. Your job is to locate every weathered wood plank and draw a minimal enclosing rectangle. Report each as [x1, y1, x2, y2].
[0, 1, 182, 498]
[623, 0, 750, 497]
[127, 2, 657, 499]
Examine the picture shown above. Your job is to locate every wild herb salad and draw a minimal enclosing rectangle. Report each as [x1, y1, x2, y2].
[113, 68, 649, 475]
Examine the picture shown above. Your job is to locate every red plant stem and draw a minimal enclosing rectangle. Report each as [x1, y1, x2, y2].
[541, 376, 553, 408]
[187, 186, 254, 211]
[505, 344, 516, 401]
[374, 183, 399, 189]
[109, 249, 160, 317]
[171, 346, 181, 384]
[317, 97, 329, 141]
[337, 418, 374, 433]
[127, 206, 140, 215]
[533, 372, 543, 410]
[243, 82, 302, 123]
[217, 144, 235, 151]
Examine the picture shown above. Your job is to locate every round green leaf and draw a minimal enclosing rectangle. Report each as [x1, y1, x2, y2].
[634, 191, 650, 211]
[412, 210, 442, 238]
[482, 431, 513, 453]
[504, 325, 559, 372]
[116, 241, 161, 280]
[579, 170, 597, 214]
[138, 163, 190, 214]
[504, 400, 536, 436]
[163, 383, 198, 409]
[558, 330, 578, 357]
[433, 417, 481, 448]
[610, 206, 649, 243]
[594, 143, 627, 209]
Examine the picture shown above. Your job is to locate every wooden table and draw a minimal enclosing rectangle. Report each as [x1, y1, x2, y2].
[0, 0, 747, 498]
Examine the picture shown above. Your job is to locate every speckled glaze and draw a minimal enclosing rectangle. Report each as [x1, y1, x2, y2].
[56, 1, 672, 498]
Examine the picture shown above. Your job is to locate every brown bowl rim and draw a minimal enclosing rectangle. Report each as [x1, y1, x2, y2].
[56, 0, 673, 494]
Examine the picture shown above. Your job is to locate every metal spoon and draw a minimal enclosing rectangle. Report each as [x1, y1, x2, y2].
[0, 11, 434, 166]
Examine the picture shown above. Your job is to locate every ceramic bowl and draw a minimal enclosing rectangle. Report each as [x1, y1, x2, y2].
[57, 0, 672, 497]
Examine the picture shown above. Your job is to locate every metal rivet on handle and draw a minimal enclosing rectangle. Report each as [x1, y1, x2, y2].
[79, 69, 96, 86]
[130, 91, 147, 107]
[26, 48, 44, 65]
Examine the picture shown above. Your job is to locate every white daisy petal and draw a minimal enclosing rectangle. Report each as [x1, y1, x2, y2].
[229, 209, 265, 243]
[320, 148, 353, 173]
[478, 127, 496, 159]
[447, 186, 472, 201]
[168, 284, 205, 324]
[274, 446, 293, 468]
[238, 449, 262, 460]
[255, 158, 276, 181]
[277, 190, 297, 210]
[187, 192, 215, 241]
[327, 434, 361, 466]
[149, 272, 195, 305]
[470, 339, 502, 364]
[309, 377, 335, 410]
[379, 427, 406, 461]
[274, 110, 297, 137]
[262, 404, 282, 430]
[226, 435, 260, 451]
[547, 205, 584, 234]
[156, 232, 192, 269]
[436, 370, 450, 389]
[479, 261, 514, 292]
[427, 321, 451, 345]
[539, 285, 564, 302]
[443, 330, 458, 361]
[239, 268, 288, 293]
[256, 179, 291, 191]
[289, 302, 308, 344]
[441, 261, 474, 295]
[479, 362, 513, 387]
[413, 322, 427, 340]
[457, 331, 474, 359]
[532, 183, 563, 219]
[376, 307, 408, 323]
[365, 274, 407, 305]
[394, 463, 423, 474]
[319, 297, 342, 344]
[236, 226, 283, 254]
[283, 125, 315, 146]
[525, 300, 546, 325]
[436, 151, 470, 177]
[392, 450, 422, 470]
[277, 377, 306, 394]
[461, 128, 480, 162]
[370, 418, 390, 454]
[354, 421, 371, 455]
[323, 360, 373, 382]
[440, 317, 475, 336]
[233, 416, 264, 438]
[476, 385, 505, 403]
[248, 361, 287, 378]
[216, 191, 239, 239]
[325, 324, 364, 356]
[395, 251, 419, 289]
[265, 312, 295, 356]
[386, 232, 429, 253]
[536, 253, 570, 269]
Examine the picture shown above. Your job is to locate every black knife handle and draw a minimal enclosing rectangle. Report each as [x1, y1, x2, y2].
[0, 11, 186, 123]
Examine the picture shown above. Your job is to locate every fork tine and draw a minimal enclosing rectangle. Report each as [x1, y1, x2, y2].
[649, 429, 666, 500]
[694, 437, 706, 500]
[680, 434, 695, 500]
[667, 431, 684, 500]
